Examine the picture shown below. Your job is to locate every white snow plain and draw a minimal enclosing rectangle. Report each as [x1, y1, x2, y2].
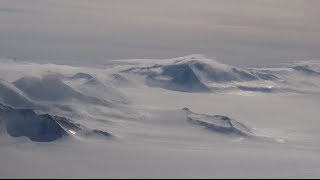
[1, 55, 320, 178]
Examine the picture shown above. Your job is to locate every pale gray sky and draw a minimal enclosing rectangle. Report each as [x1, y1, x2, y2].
[0, 0, 319, 67]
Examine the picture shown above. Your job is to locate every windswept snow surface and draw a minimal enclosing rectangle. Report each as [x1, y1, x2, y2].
[1, 55, 320, 178]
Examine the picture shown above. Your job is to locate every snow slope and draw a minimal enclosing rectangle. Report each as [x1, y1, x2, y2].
[64, 72, 127, 103]
[0, 79, 35, 108]
[13, 75, 112, 106]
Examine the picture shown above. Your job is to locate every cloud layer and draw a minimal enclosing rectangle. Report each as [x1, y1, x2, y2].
[0, 0, 319, 67]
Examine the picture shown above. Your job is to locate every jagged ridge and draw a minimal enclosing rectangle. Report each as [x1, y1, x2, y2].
[182, 108, 253, 136]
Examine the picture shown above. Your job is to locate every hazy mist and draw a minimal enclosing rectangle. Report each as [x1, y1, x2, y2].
[1, 0, 319, 67]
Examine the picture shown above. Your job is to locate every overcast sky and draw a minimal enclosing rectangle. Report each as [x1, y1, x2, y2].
[0, 0, 319, 67]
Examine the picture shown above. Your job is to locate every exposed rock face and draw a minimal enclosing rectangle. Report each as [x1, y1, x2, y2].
[0, 103, 113, 142]
[0, 103, 67, 142]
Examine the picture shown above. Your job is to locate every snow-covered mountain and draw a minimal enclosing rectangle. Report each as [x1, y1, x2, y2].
[110, 54, 320, 94]
[0, 55, 319, 142]
[0, 103, 113, 142]
[1, 55, 320, 178]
